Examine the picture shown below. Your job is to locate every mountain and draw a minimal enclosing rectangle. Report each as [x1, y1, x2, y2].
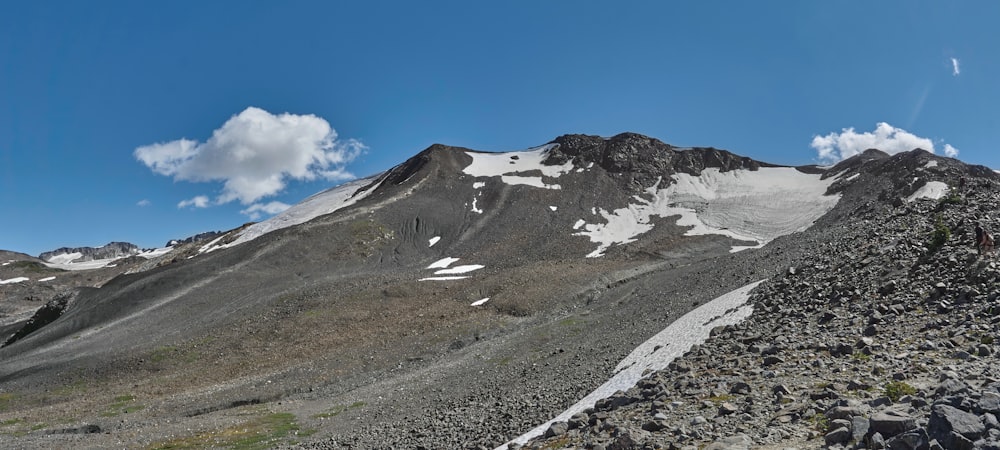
[0, 133, 995, 449]
[38, 241, 140, 263]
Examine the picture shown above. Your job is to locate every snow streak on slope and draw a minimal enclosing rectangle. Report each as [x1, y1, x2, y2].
[499, 280, 765, 449]
[576, 168, 840, 256]
[463, 144, 574, 189]
[907, 181, 949, 202]
[203, 174, 384, 252]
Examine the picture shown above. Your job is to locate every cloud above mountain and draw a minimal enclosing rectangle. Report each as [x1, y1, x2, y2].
[811, 122, 959, 163]
[135, 107, 365, 213]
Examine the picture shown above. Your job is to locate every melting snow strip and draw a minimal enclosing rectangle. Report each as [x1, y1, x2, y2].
[38, 276, 56, 282]
[434, 265, 485, 275]
[418, 276, 469, 281]
[0, 277, 29, 285]
[427, 257, 460, 269]
[470, 298, 490, 306]
[498, 280, 765, 449]
[429, 236, 441, 247]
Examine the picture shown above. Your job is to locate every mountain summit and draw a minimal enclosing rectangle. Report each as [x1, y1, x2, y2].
[0, 133, 996, 448]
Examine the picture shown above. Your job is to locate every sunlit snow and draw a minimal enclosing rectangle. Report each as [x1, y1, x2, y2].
[0, 277, 29, 285]
[462, 144, 573, 189]
[572, 219, 586, 230]
[549, 206, 558, 211]
[428, 236, 441, 247]
[38, 276, 56, 282]
[418, 276, 469, 281]
[575, 167, 840, 256]
[43, 253, 120, 271]
[473, 182, 486, 189]
[202, 174, 384, 253]
[427, 257, 460, 269]
[434, 265, 484, 275]
[907, 181, 949, 202]
[924, 160, 939, 168]
[470, 298, 490, 306]
[500, 280, 765, 449]
[138, 246, 174, 258]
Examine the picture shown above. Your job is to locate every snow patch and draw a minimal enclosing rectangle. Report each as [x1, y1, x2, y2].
[470, 298, 490, 306]
[138, 246, 173, 259]
[428, 236, 441, 247]
[924, 160, 939, 168]
[500, 280, 764, 449]
[434, 265, 485, 275]
[473, 181, 486, 189]
[907, 181, 949, 202]
[471, 197, 484, 214]
[37, 276, 56, 282]
[202, 174, 384, 253]
[418, 276, 469, 281]
[575, 167, 839, 256]
[549, 206, 558, 212]
[463, 144, 573, 189]
[572, 219, 586, 230]
[42, 253, 119, 271]
[0, 277, 29, 285]
[427, 257, 461, 269]
[845, 173, 860, 182]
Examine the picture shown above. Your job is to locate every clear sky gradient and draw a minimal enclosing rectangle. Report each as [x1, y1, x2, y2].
[2, 1, 998, 256]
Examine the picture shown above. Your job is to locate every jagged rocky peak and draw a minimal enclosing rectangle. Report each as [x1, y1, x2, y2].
[545, 132, 770, 190]
[39, 241, 139, 262]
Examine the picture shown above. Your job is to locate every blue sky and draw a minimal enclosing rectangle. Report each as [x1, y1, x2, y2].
[2, 1, 998, 256]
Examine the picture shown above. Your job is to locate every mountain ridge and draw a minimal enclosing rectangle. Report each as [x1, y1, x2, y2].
[0, 132, 997, 448]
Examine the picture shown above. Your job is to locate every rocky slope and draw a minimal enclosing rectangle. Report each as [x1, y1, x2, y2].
[38, 241, 140, 262]
[518, 153, 1000, 449]
[0, 133, 994, 450]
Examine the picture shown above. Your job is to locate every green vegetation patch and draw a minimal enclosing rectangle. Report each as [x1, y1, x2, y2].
[884, 381, 917, 402]
[149, 412, 313, 450]
[312, 401, 366, 419]
[10, 261, 65, 273]
[0, 393, 15, 412]
[101, 394, 145, 417]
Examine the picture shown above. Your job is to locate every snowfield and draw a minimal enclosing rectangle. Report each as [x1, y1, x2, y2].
[907, 181, 949, 202]
[500, 280, 766, 449]
[202, 174, 384, 253]
[463, 144, 573, 190]
[576, 168, 840, 256]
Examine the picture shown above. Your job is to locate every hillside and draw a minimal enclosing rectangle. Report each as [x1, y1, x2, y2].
[0, 133, 994, 449]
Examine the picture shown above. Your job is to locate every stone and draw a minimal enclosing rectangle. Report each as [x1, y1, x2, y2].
[703, 433, 752, 450]
[885, 428, 930, 450]
[980, 392, 1000, 414]
[543, 421, 568, 438]
[928, 404, 986, 442]
[824, 426, 851, 446]
[870, 410, 918, 437]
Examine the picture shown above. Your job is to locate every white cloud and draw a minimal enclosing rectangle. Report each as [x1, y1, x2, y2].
[951, 57, 961, 76]
[811, 122, 959, 163]
[178, 195, 210, 209]
[137, 199, 151, 207]
[135, 107, 365, 206]
[240, 201, 291, 220]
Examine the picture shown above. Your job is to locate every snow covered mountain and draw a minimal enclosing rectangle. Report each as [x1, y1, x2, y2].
[0, 133, 993, 448]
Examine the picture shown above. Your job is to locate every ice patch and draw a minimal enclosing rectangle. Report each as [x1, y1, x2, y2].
[203, 174, 384, 253]
[427, 257, 461, 269]
[38, 276, 56, 282]
[0, 277, 29, 285]
[500, 280, 764, 449]
[429, 236, 441, 247]
[434, 265, 484, 275]
[470, 298, 490, 306]
[418, 276, 469, 281]
[907, 181, 949, 202]
[463, 144, 573, 189]
[138, 246, 173, 258]
[575, 167, 840, 256]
